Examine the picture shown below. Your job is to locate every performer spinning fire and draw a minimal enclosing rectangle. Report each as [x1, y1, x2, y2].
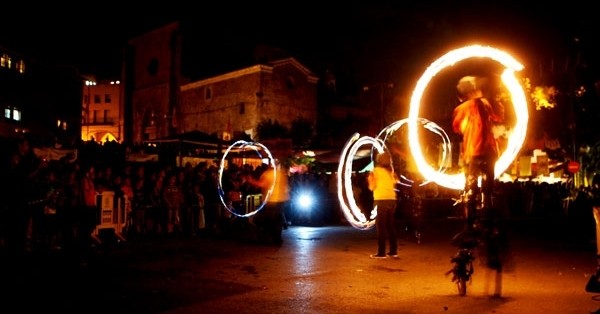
[452, 75, 508, 298]
[452, 75, 504, 211]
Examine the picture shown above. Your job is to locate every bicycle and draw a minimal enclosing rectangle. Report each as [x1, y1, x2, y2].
[446, 238, 476, 296]
[446, 174, 486, 296]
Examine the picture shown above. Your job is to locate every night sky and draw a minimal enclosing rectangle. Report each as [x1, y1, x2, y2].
[1, 2, 598, 88]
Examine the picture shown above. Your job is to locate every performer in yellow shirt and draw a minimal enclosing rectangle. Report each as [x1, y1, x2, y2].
[367, 151, 399, 259]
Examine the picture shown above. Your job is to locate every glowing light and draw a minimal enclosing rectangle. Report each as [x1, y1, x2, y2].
[294, 192, 314, 211]
[336, 118, 450, 231]
[376, 117, 452, 187]
[531, 86, 557, 110]
[337, 133, 386, 230]
[218, 140, 275, 217]
[408, 44, 528, 190]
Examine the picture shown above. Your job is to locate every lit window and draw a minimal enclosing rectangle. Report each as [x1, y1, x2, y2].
[1, 54, 7, 67]
[13, 109, 20, 121]
[5, 108, 10, 119]
[17, 60, 25, 73]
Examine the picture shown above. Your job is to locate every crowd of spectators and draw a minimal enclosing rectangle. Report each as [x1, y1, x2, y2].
[1, 136, 597, 265]
[0, 137, 325, 265]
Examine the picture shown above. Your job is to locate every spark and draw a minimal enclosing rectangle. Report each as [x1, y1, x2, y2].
[531, 85, 557, 110]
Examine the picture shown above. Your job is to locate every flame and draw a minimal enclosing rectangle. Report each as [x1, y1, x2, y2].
[375, 117, 451, 187]
[336, 133, 382, 230]
[408, 45, 528, 190]
[531, 85, 557, 110]
[336, 118, 451, 230]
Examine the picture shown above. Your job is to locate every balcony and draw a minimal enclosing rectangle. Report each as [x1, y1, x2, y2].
[82, 119, 115, 126]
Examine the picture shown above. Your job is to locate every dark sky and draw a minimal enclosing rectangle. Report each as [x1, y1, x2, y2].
[1, 2, 598, 87]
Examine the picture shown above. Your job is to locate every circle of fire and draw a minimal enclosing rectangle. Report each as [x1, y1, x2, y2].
[376, 118, 452, 187]
[408, 44, 528, 190]
[337, 133, 384, 230]
[218, 140, 276, 218]
[338, 119, 451, 230]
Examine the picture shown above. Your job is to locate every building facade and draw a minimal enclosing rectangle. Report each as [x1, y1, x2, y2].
[0, 45, 81, 145]
[179, 58, 318, 141]
[0, 48, 27, 138]
[124, 21, 182, 144]
[125, 21, 319, 146]
[81, 77, 124, 143]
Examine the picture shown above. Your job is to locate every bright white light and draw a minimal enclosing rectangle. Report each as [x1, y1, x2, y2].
[407, 44, 528, 190]
[295, 192, 314, 211]
[12, 109, 21, 121]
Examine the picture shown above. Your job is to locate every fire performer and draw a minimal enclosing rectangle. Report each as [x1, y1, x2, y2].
[452, 75, 508, 297]
[246, 158, 290, 246]
[452, 75, 504, 212]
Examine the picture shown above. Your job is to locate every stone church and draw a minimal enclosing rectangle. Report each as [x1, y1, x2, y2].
[124, 21, 318, 145]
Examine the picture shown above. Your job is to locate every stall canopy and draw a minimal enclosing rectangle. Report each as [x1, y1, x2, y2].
[143, 131, 228, 150]
[33, 147, 77, 162]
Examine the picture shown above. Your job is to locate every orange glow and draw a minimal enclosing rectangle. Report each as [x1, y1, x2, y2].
[531, 85, 557, 110]
[408, 45, 528, 190]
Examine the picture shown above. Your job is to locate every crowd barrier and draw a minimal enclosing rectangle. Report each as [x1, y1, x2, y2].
[92, 191, 129, 243]
[245, 194, 262, 214]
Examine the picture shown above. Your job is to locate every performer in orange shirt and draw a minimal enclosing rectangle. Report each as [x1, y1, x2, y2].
[452, 76, 504, 208]
[452, 75, 507, 298]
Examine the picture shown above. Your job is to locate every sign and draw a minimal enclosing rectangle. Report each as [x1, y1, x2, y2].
[567, 161, 580, 174]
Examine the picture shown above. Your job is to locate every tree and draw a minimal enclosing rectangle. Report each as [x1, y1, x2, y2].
[290, 118, 314, 149]
[256, 119, 289, 141]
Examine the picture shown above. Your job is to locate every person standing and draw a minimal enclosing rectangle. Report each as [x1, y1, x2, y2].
[246, 159, 290, 246]
[452, 75, 507, 298]
[452, 76, 504, 213]
[163, 174, 184, 235]
[79, 164, 98, 267]
[367, 150, 399, 259]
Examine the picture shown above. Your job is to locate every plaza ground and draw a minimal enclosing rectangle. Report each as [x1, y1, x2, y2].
[1, 214, 599, 314]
